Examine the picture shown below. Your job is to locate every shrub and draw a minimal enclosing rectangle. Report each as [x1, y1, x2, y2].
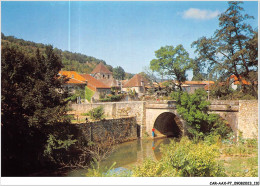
[171, 89, 231, 140]
[132, 158, 176, 177]
[161, 137, 225, 177]
[100, 94, 124, 102]
[88, 106, 105, 120]
[133, 137, 226, 177]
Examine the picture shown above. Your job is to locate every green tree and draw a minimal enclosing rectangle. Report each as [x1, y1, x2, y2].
[113, 66, 125, 80]
[1, 44, 72, 176]
[192, 59, 207, 81]
[171, 89, 231, 140]
[150, 45, 192, 90]
[192, 2, 258, 97]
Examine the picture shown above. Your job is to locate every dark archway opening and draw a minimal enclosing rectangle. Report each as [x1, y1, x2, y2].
[153, 112, 181, 138]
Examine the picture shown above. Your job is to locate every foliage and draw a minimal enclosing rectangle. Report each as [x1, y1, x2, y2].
[81, 112, 90, 116]
[85, 86, 94, 102]
[209, 81, 257, 100]
[192, 59, 207, 81]
[113, 66, 125, 80]
[1, 43, 75, 175]
[87, 106, 105, 120]
[132, 158, 175, 177]
[66, 87, 85, 102]
[221, 137, 258, 177]
[99, 94, 124, 102]
[192, 2, 258, 97]
[138, 72, 152, 84]
[132, 137, 225, 177]
[127, 89, 137, 98]
[150, 45, 192, 90]
[125, 72, 134, 80]
[43, 134, 77, 163]
[171, 89, 231, 139]
[161, 80, 176, 95]
[1, 32, 111, 74]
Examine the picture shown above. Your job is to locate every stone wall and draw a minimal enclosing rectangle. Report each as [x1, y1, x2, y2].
[71, 101, 146, 137]
[71, 117, 138, 143]
[209, 100, 258, 139]
[237, 100, 258, 139]
[70, 100, 258, 139]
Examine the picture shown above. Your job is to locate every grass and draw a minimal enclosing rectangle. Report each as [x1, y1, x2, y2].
[85, 86, 94, 102]
[219, 138, 258, 177]
[222, 156, 258, 177]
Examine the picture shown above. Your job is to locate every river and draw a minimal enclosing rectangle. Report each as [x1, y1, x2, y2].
[67, 137, 173, 177]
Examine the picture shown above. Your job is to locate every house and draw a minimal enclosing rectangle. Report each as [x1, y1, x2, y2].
[91, 63, 113, 80]
[228, 75, 251, 90]
[91, 63, 120, 89]
[80, 74, 111, 100]
[122, 74, 149, 96]
[182, 81, 215, 93]
[58, 71, 87, 93]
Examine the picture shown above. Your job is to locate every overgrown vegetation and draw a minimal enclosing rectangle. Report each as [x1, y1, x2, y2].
[1, 33, 112, 74]
[1, 43, 78, 176]
[132, 137, 225, 177]
[66, 87, 86, 103]
[87, 106, 105, 120]
[209, 81, 257, 100]
[171, 89, 231, 140]
[99, 94, 124, 102]
[85, 86, 95, 102]
[131, 136, 258, 177]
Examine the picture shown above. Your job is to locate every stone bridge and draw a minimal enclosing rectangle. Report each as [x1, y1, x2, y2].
[70, 100, 258, 139]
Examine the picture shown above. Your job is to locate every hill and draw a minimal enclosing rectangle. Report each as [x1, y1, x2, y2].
[1, 33, 113, 74]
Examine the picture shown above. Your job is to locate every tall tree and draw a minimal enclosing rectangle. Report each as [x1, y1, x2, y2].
[150, 45, 192, 90]
[1, 44, 70, 176]
[113, 66, 125, 80]
[192, 2, 258, 96]
[192, 59, 207, 81]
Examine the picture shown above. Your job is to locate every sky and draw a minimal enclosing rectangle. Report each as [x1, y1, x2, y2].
[1, 1, 258, 80]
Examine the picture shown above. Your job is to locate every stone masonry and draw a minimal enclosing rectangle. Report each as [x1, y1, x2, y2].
[70, 100, 258, 139]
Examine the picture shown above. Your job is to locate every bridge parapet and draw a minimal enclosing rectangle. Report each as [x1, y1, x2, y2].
[146, 100, 176, 109]
[209, 100, 239, 112]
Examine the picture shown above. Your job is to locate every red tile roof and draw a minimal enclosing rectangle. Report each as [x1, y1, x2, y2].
[59, 71, 87, 84]
[99, 78, 119, 88]
[229, 75, 250, 85]
[66, 78, 86, 84]
[184, 81, 215, 85]
[80, 74, 110, 91]
[123, 74, 149, 88]
[91, 63, 112, 74]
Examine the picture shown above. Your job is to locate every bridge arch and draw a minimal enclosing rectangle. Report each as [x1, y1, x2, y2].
[153, 112, 182, 138]
[145, 106, 186, 138]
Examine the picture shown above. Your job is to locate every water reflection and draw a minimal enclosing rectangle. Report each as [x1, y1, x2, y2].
[67, 137, 173, 177]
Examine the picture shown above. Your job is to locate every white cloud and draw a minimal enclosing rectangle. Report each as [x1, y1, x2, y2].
[182, 8, 220, 20]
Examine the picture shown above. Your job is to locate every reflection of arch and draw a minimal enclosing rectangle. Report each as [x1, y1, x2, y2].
[153, 112, 183, 138]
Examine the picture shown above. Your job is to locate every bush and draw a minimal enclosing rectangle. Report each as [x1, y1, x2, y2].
[163, 138, 225, 177]
[132, 158, 176, 177]
[171, 89, 231, 140]
[99, 94, 124, 102]
[88, 106, 105, 120]
[132, 137, 226, 177]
